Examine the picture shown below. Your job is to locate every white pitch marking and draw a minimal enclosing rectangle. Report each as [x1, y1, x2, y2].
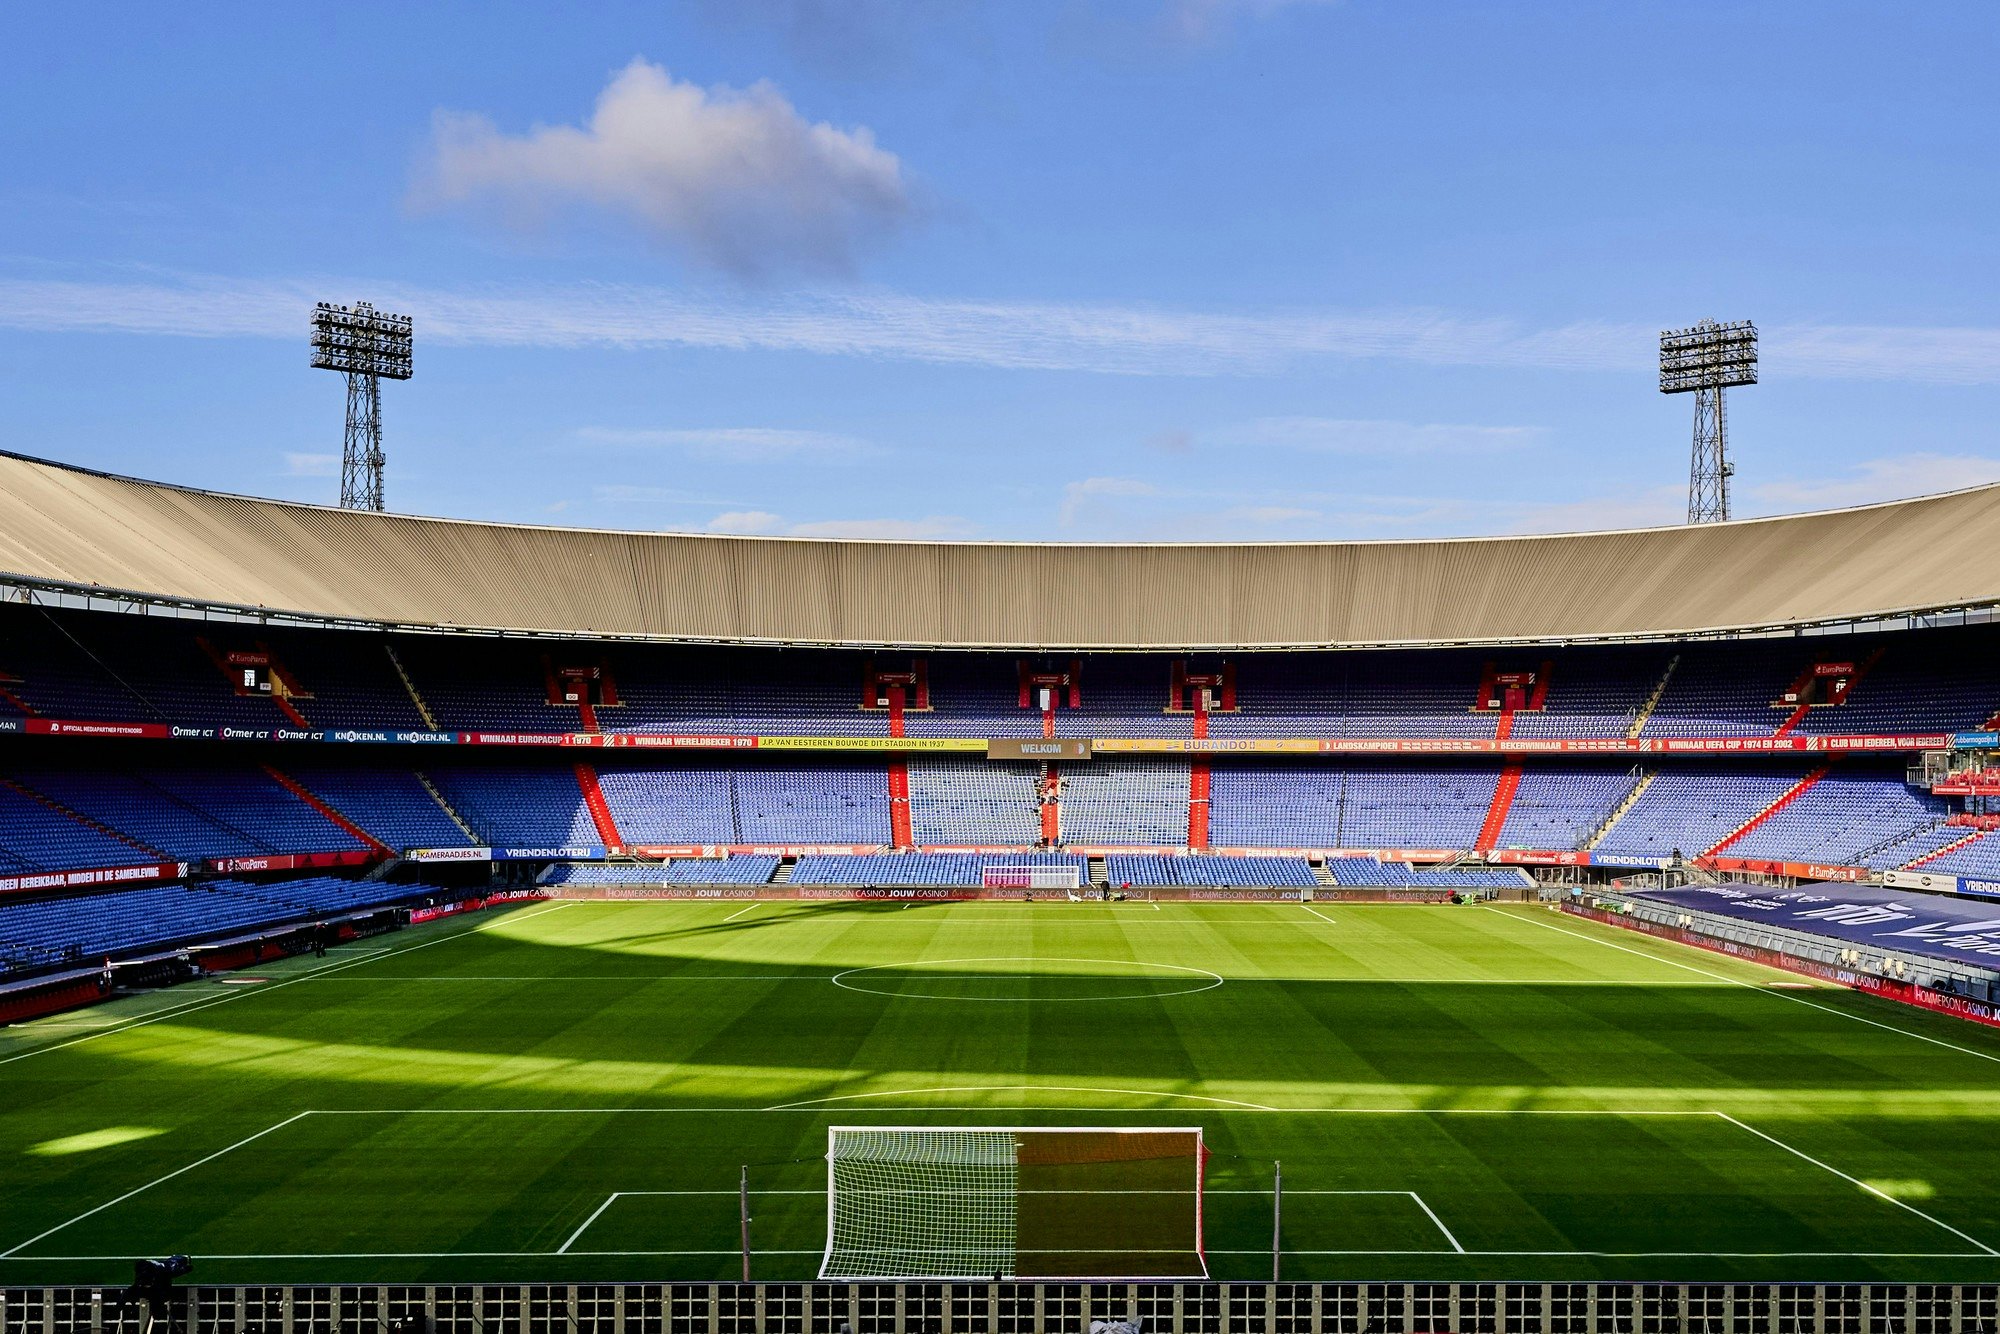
[1301, 905, 1339, 927]
[723, 903, 760, 922]
[0, 900, 576, 1068]
[1406, 1191, 1464, 1253]
[1, 1110, 315, 1258]
[556, 1193, 623, 1254]
[1711, 1112, 1998, 1256]
[1496, 907, 2000, 1067]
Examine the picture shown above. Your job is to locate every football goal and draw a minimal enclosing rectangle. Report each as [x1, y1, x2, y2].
[820, 1126, 1208, 1281]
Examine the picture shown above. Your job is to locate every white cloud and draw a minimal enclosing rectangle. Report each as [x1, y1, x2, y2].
[789, 515, 974, 539]
[1746, 453, 2000, 512]
[706, 509, 784, 533]
[1059, 475, 1161, 526]
[577, 425, 878, 461]
[1238, 417, 1541, 454]
[1221, 504, 1322, 525]
[10, 269, 2000, 384]
[415, 59, 910, 277]
[283, 452, 338, 477]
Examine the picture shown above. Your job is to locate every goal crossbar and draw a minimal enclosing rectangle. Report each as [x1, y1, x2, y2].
[821, 1126, 1208, 1281]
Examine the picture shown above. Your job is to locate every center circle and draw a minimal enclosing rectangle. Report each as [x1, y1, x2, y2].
[829, 956, 1224, 1002]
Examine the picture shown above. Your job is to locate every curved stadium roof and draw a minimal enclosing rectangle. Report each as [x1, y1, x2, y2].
[2, 449, 1997, 650]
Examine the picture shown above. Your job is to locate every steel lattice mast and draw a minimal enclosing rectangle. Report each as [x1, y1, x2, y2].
[1660, 318, 1757, 524]
[311, 301, 412, 512]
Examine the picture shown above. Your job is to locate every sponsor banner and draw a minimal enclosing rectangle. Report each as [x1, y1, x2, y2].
[1488, 849, 1592, 867]
[987, 738, 1093, 761]
[596, 734, 758, 750]
[0, 718, 20, 734]
[1952, 732, 1999, 750]
[0, 860, 185, 896]
[734, 844, 883, 857]
[755, 735, 985, 752]
[1625, 881, 2000, 969]
[1184, 888, 1304, 901]
[1815, 662, 1856, 677]
[406, 847, 494, 863]
[458, 731, 576, 747]
[318, 729, 458, 745]
[625, 845, 729, 860]
[207, 849, 377, 874]
[796, 887, 982, 900]
[1961, 878, 2000, 901]
[27, 718, 174, 739]
[1566, 904, 2000, 1029]
[1883, 869, 1960, 894]
[1703, 855, 1867, 881]
[496, 845, 608, 861]
[1592, 853, 1671, 869]
[1099, 735, 1954, 756]
[1317, 888, 1456, 903]
[407, 888, 547, 923]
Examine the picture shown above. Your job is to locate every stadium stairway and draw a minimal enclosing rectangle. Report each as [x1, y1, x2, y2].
[1625, 655, 1680, 738]
[1087, 854, 1108, 886]
[1581, 768, 1655, 851]
[770, 857, 795, 884]
[1, 776, 167, 861]
[384, 644, 441, 731]
[1473, 761, 1525, 850]
[1700, 765, 1833, 858]
[414, 771, 483, 844]
[1905, 827, 1988, 869]
[1310, 860, 1336, 886]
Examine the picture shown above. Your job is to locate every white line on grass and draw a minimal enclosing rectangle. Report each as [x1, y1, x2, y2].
[1301, 905, 1339, 927]
[1407, 1191, 1464, 1253]
[1495, 907, 2000, 1067]
[297, 974, 1722, 986]
[2, 1250, 830, 1261]
[1216, 1249, 1999, 1259]
[1711, 1112, 1998, 1255]
[723, 903, 760, 922]
[0, 901, 577, 1068]
[1, 1111, 315, 1258]
[10, 1246, 1990, 1261]
[556, 1194, 623, 1254]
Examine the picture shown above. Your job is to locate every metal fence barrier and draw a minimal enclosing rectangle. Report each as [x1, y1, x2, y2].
[5, 1283, 1999, 1334]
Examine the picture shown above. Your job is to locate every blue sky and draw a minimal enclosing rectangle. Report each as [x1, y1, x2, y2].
[3, 0, 1998, 541]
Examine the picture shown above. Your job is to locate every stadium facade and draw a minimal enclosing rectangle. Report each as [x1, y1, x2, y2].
[5, 449, 2000, 993]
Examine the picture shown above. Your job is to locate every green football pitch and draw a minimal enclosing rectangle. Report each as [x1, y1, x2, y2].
[5, 897, 2000, 1286]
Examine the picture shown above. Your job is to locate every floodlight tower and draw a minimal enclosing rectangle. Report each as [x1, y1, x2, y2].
[1660, 319, 1757, 523]
[311, 301, 413, 511]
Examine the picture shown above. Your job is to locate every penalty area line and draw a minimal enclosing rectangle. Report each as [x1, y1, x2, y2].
[1, 1111, 316, 1259]
[1711, 1112, 1998, 1256]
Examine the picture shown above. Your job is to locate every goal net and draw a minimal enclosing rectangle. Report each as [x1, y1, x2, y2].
[820, 1126, 1207, 1280]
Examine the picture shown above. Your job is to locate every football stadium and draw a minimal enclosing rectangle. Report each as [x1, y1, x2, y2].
[6, 449, 2000, 1331]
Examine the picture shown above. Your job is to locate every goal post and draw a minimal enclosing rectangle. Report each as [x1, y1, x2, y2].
[821, 1126, 1208, 1281]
